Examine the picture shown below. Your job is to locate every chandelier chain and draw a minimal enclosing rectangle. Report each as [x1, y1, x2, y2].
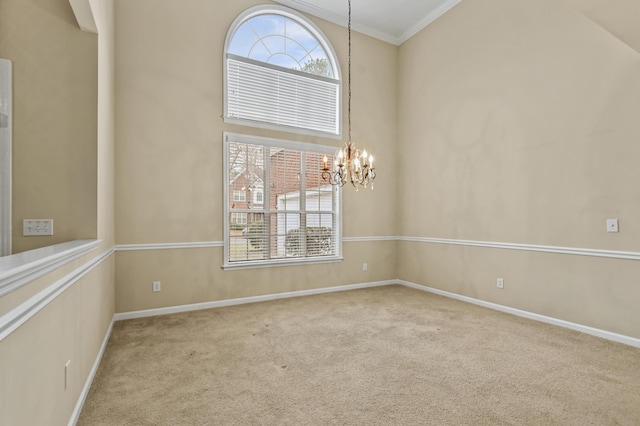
[348, 0, 352, 143]
[320, 0, 376, 190]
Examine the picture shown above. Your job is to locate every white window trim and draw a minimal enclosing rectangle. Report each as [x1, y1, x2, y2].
[223, 5, 342, 139]
[223, 132, 343, 270]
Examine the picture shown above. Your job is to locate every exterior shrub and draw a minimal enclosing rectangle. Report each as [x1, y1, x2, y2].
[285, 227, 332, 256]
[230, 222, 245, 231]
[247, 220, 265, 249]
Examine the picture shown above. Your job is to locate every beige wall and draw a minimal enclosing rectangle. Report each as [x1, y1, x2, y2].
[114, 0, 398, 310]
[114, 0, 640, 339]
[563, 0, 640, 52]
[0, 0, 98, 254]
[397, 0, 640, 338]
[0, 0, 116, 424]
[115, 242, 397, 313]
[0, 256, 115, 426]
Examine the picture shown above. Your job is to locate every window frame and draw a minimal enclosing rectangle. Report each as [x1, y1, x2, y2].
[223, 132, 343, 270]
[223, 5, 342, 139]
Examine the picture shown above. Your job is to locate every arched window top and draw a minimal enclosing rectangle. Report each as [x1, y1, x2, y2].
[226, 6, 339, 79]
[224, 6, 341, 136]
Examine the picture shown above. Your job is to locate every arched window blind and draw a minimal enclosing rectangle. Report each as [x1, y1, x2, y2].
[224, 6, 341, 136]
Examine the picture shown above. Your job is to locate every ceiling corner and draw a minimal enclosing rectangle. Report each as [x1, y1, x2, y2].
[398, 0, 463, 44]
[272, 0, 464, 46]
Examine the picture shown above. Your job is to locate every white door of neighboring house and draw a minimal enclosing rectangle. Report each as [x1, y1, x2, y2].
[0, 59, 12, 256]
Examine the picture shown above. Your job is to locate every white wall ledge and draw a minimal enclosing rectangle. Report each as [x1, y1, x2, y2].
[0, 246, 112, 342]
[0, 239, 101, 298]
[68, 0, 98, 33]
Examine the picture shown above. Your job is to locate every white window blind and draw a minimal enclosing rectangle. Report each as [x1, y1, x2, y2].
[226, 56, 339, 135]
[224, 133, 342, 269]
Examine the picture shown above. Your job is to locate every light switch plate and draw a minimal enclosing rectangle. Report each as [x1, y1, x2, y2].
[23, 219, 53, 236]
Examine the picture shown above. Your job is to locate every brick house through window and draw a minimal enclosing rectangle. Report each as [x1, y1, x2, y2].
[225, 135, 339, 266]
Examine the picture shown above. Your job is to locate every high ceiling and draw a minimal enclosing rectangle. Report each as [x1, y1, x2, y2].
[272, 0, 463, 45]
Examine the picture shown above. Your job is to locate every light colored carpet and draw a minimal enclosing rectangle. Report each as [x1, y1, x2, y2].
[78, 285, 640, 425]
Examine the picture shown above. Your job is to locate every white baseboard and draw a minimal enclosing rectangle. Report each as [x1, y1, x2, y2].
[398, 280, 640, 349]
[114, 280, 396, 321]
[68, 317, 114, 426]
[114, 278, 640, 348]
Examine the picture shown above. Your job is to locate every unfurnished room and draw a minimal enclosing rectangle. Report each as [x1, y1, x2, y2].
[1, 0, 639, 424]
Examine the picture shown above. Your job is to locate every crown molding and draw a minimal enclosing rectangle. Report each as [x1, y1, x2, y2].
[397, 0, 463, 44]
[273, 0, 463, 46]
[272, 0, 398, 44]
[70, 0, 463, 44]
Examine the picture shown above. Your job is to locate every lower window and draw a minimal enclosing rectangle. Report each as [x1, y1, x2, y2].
[223, 133, 342, 268]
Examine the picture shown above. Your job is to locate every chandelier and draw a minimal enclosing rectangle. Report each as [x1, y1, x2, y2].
[322, 0, 376, 190]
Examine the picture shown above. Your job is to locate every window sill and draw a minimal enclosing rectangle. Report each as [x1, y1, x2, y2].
[223, 255, 343, 270]
[223, 116, 342, 140]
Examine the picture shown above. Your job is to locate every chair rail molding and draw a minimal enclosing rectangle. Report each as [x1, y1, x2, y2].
[399, 236, 640, 261]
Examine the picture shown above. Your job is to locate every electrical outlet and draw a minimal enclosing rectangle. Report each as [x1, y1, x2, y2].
[152, 281, 161, 292]
[23, 219, 53, 236]
[496, 278, 504, 289]
[606, 219, 619, 233]
[362, 263, 368, 271]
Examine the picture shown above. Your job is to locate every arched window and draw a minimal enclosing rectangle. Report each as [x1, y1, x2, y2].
[224, 6, 341, 136]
